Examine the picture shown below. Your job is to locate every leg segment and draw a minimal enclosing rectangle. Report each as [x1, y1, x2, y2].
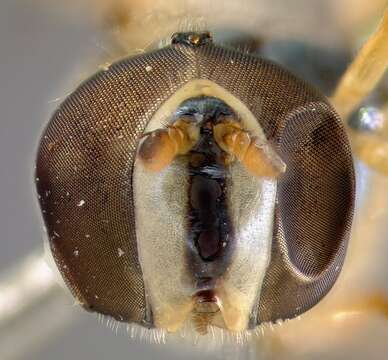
[331, 9, 388, 120]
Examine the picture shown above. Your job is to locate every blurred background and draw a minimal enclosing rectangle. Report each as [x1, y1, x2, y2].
[0, 0, 387, 359]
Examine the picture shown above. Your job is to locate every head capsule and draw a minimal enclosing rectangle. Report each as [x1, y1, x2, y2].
[36, 31, 355, 334]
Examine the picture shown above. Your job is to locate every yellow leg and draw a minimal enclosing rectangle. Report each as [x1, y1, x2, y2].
[331, 8, 388, 120]
[333, 293, 388, 319]
[350, 129, 388, 176]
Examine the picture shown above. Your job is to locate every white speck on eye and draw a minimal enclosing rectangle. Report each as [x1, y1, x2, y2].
[145, 65, 153, 72]
[94, 295, 99, 299]
[118, 248, 125, 257]
[85, 234, 91, 238]
[66, 192, 70, 196]
[77, 200, 85, 207]
[74, 250, 79, 257]
[222, 242, 227, 247]
[36, 177, 40, 182]
[230, 59, 234, 64]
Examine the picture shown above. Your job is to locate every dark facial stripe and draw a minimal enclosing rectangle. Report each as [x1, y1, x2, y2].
[189, 127, 228, 262]
[180, 97, 235, 285]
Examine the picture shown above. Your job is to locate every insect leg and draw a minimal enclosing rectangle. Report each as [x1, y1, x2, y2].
[331, 8, 388, 120]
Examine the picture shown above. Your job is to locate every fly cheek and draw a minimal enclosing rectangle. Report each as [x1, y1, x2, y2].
[35, 32, 355, 331]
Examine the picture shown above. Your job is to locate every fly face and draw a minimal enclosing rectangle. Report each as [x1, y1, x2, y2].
[134, 95, 285, 332]
[35, 32, 354, 335]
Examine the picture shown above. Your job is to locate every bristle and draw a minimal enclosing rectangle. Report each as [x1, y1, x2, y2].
[95, 311, 276, 347]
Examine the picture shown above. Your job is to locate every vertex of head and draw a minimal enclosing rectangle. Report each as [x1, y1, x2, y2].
[171, 31, 213, 47]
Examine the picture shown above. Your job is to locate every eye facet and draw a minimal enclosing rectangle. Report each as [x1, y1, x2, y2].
[35, 32, 355, 334]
